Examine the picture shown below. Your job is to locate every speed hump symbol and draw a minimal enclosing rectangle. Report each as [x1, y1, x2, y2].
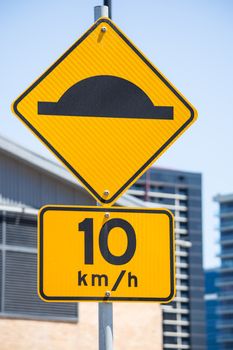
[12, 18, 197, 206]
[38, 206, 175, 302]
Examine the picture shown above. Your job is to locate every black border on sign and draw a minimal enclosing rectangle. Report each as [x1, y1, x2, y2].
[39, 206, 175, 302]
[13, 18, 195, 205]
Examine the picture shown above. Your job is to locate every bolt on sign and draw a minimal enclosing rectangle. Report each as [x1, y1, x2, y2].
[38, 206, 175, 302]
[12, 18, 197, 206]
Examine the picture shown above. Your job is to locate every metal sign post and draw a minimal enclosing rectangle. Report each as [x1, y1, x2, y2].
[94, 4, 113, 349]
[94, 4, 113, 350]
[104, 0, 112, 19]
[99, 303, 113, 350]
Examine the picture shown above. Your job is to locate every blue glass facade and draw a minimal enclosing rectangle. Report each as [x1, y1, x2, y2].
[215, 194, 233, 350]
[205, 269, 219, 350]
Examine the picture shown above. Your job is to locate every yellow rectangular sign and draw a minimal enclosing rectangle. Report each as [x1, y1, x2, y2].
[38, 206, 175, 302]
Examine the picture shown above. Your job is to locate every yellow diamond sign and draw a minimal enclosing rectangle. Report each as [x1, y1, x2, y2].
[12, 18, 197, 205]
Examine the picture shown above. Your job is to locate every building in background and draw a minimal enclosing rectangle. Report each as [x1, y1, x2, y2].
[0, 135, 206, 350]
[128, 167, 206, 350]
[0, 135, 162, 350]
[205, 268, 219, 350]
[215, 194, 233, 350]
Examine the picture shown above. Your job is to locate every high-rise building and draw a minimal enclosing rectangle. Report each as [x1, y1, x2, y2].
[205, 268, 219, 350]
[128, 167, 206, 350]
[215, 194, 233, 350]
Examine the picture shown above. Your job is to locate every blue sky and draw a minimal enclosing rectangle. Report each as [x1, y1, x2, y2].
[1, 0, 233, 267]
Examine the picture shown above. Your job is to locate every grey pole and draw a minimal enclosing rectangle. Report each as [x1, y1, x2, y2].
[99, 302, 113, 350]
[104, 0, 112, 19]
[93, 5, 113, 349]
[94, 5, 109, 21]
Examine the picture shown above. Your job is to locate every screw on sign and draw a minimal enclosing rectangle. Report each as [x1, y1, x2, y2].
[12, 18, 197, 206]
[38, 206, 175, 302]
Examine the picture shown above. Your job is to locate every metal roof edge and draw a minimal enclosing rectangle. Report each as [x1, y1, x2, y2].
[0, 135, 147, 207]
[214, 193, 233, 203]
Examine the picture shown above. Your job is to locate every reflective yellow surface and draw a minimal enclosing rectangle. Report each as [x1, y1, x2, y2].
[38, 206, 175, 302]
[12, 18, 197, 205]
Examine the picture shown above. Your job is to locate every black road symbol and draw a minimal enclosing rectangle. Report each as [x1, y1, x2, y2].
[38, 75, 174, 120]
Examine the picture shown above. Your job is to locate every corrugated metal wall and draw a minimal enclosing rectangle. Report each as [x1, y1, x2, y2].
[0, 152, 95, 208]
[0, 149, 95, 322]
[0, 211, 78, 321]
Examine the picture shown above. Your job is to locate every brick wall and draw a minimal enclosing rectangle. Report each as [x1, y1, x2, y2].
[0, 303, 162, 349]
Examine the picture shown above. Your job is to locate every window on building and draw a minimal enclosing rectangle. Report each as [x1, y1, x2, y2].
[179, 211, 187, 218]
[180, 279, 189, 287]
[178, 176, 185, 182]
[151, 197, 175, 205]
[181, 314, 189, 321]
[134, 195, 143, 200]
[180, 222, 188, 229]
[0, 210, 78, 322]
[178, 188, 188, 195]
[181, 326, 190, 333]
[163, 312, 176, 320]
[180, 267, 188, 275]
[180, 200, 188, 207]
[164, 324, 177, 332]
[163, 336, 177, 344]
[220, 295, 233, 306]
[181, 302, 189, 310]
[179, 246, 188, 252]
[221, 202, 233, 214]
[222, 243, 233, 251]
[221, 232, 233, 241]
[222, 260, 233, 268]
[181, 291, 189, 298]
[130, 183, 144, 190]
[182, 338, 190, 345]
[221, 217, 233, 228]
